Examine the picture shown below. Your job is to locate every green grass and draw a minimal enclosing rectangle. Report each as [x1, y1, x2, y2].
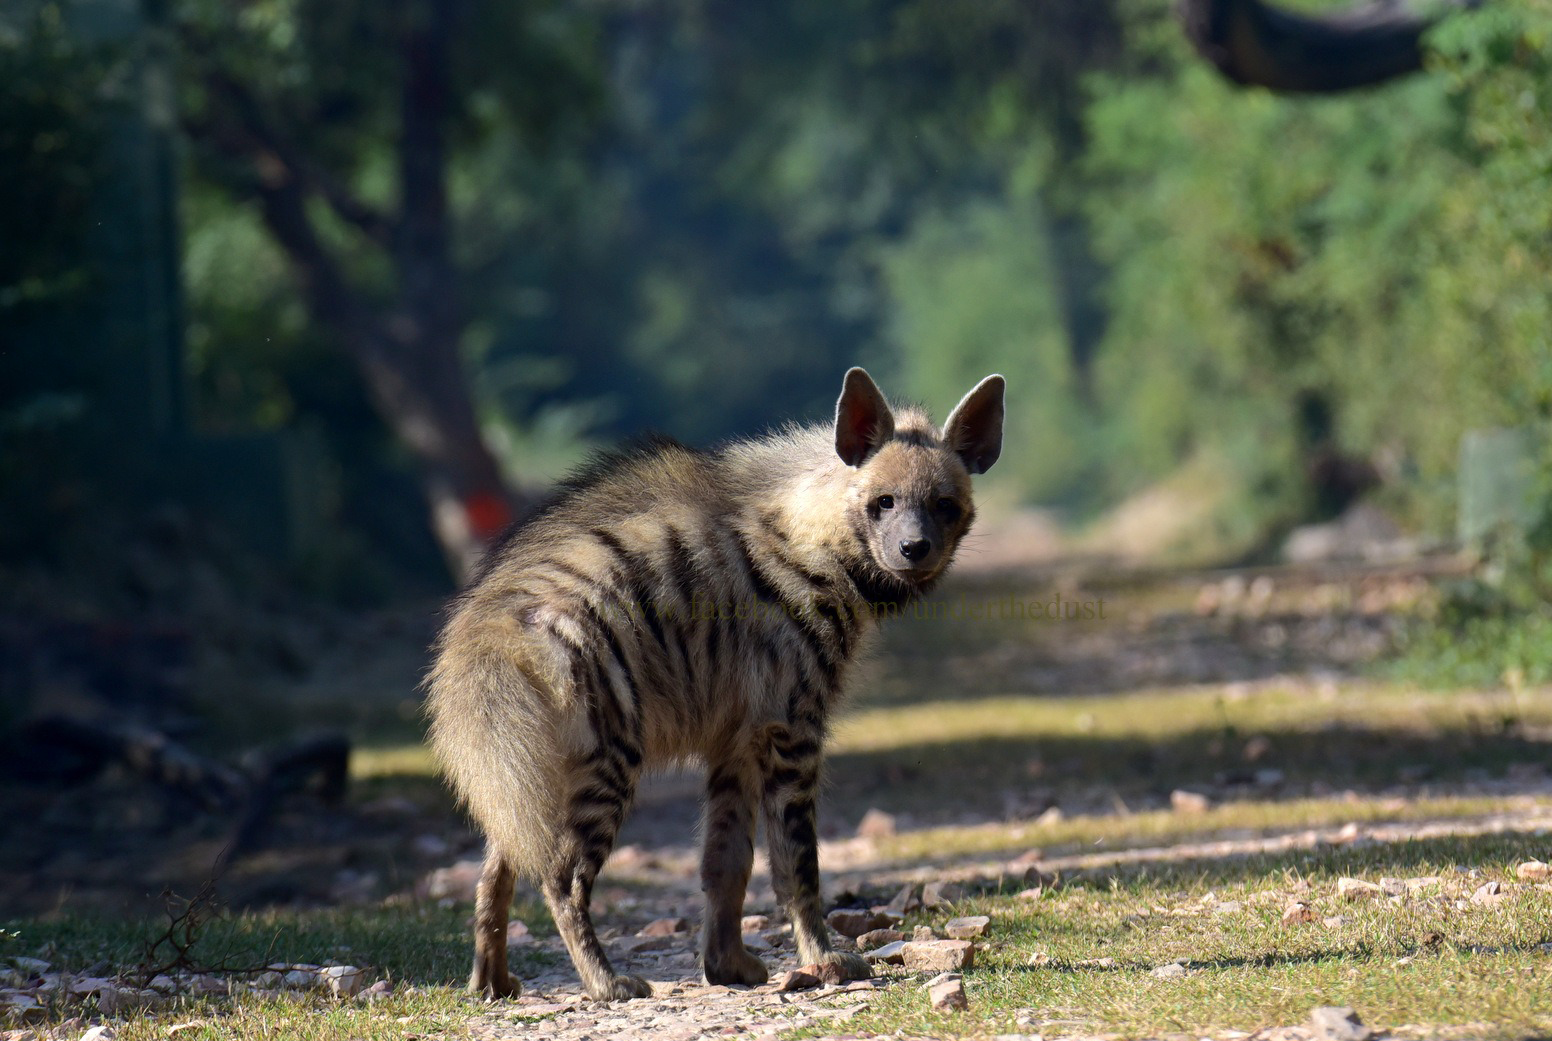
[814, 835, 1552, 1040]
[1, 902, 555, 1041]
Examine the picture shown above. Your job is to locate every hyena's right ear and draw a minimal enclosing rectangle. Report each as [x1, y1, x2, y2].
[834, 367, 896, 467]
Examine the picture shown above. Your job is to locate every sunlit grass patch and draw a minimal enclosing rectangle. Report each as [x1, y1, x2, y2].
[350, 742, 439, 780]
[818, 837, 1552, 1040]
[874, 793, 1545, 864]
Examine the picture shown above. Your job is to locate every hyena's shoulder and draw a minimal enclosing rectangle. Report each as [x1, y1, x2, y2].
[468, 435, 728, 583]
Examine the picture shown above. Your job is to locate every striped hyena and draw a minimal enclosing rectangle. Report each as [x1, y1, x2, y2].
[425, 367, 1005, 1001]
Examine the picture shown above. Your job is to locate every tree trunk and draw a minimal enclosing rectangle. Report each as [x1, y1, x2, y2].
[1178, 0, 1475, 93]
[183, 1, 518, 581]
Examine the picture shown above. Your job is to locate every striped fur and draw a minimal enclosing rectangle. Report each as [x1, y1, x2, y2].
[425, 368, 1005, 1001]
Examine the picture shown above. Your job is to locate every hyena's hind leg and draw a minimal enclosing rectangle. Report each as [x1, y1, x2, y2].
[542, 756, 653, 1001]
[759, 727, 870, 981]
[699, 757, 768, 986]
[470, 849, 520, 998]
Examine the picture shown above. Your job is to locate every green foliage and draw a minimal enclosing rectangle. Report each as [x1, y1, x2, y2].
[1080, 0, 1552, 532]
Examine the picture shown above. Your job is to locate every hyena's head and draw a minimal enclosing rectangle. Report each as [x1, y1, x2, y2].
[834, 367, 1005, 592]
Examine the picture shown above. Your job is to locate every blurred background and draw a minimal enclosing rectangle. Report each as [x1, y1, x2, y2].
[2, 0, 1552, 915]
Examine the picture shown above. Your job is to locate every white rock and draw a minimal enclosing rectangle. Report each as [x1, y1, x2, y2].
[1310, 1005, 1373, 1041]
[925, 972, 967, 1011]
[1516, 861, 1550, 882]
[856, 808, 897, 839]
[1170, 789, 1211, 814]
[1151, 962, 1186, 979]
[1337, 877, 1384, 901]
[319, 965, 366, 998]
[943, 915, 990, 939]
[902, 940, 974, 973]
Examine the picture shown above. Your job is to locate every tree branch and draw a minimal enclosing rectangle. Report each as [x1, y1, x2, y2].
[1178, 0, 1479, 93]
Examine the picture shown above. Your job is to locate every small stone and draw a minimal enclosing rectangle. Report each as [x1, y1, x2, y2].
[856, 808, 897, 839]
[943, 915, 990, 939]
[925, 973, 967, 1011]
[422, 858, 482, 901]
[1034, 805, 1065, 826]
[885, 884, 922, 915]
[902, 939, 974, 972]
[1015, 886, 1044, 901]
[797, 961, 850, 986]
[920, 881, 963, 908]
[1077, 957, 1117, 970]
[363, 979, 394, 1002]
[167, 1023, 209, 1036]
[1337, 877, 1384, 901]
[862, 941, 907, 965]
[1323, 916, 1349, 929]
[1027, 951, 1052, 966]
[639, 917, 690, 937]
[1150, 962, 1186, 979]
[8, 958, 49, 976]
[1170, 789, 1211, 814]
[1516, 861, 1550, 882]
[856, 929, 906, 951]
[912, 925, 937, 941]
[776, 969, 821, 992]
[1282, 900, 1316, 925]
[826, 908, 891, 938]
[80, 1027, 115, 1041]
[1309, 1005, 1373, 1041]
[741, 914, 771, 933]
[1471, 880, 1506, 907]
[507, 920, 531, 946]
[742, 932, 772, 951]
[617, 933, 674, 953]
[319, 965, 365, 998]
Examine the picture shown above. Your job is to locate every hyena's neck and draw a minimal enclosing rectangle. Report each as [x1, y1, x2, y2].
[721, 425, 913, 617]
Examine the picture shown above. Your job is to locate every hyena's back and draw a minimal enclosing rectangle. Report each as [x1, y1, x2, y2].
[425, 435, 839, 881]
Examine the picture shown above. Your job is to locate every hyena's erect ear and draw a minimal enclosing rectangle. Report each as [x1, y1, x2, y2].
[942, 374, 1005, 475]
[834, 367, 896, 467]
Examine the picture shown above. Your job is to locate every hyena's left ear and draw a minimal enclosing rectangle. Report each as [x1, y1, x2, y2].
[835, 367, 896, 467]
[943, 374, 1005, 475]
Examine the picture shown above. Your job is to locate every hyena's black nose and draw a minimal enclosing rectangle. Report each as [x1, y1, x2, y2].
[899, 538, 931, 562]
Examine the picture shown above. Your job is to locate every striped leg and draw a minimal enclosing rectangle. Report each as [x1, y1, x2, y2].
[470, 849, 519, 998]
[700, 758, 768, 986]
[542, 760, 651, 1002]
[759, 728, 869, 980]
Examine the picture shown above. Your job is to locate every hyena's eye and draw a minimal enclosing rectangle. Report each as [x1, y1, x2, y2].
[936, 497, 961, 519]
[876, 494, 895, 511]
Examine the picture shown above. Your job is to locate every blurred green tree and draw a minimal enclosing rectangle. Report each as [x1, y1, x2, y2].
[172, 0, 602, 575]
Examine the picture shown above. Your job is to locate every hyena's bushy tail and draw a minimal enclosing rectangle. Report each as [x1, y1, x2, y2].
[424, 638, 565, 882]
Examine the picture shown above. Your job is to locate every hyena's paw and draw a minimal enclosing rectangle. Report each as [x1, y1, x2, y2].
[814, 950, 871, 983]
[468, 968, 520, 1000]
[599, 973, 653, 1002]
[703, 944, 770, 987]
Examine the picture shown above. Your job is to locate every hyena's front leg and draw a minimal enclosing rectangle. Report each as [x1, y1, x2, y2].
[700, 758, 769, 986]
[470, 849, 519, 998]
[759, 728, 870, 981]
[541, 760, 653, 1002]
